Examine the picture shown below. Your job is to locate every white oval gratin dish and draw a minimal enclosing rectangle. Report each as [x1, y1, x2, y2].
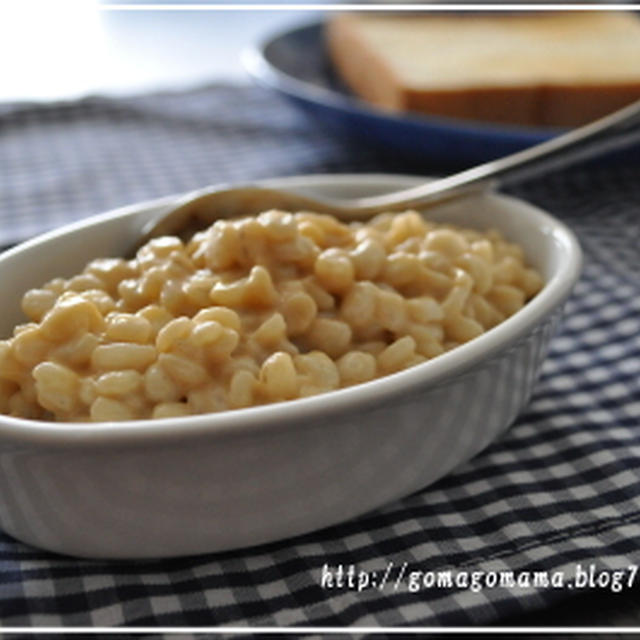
[0, 174, 582, 559]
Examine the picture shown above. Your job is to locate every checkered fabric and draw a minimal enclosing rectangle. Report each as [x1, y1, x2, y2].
[1, 84, 639, 628]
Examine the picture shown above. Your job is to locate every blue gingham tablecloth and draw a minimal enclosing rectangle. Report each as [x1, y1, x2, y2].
[1, 84, 639, 628]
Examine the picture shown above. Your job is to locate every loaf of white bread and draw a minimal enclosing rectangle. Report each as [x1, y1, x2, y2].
[327, 12, 640, 127]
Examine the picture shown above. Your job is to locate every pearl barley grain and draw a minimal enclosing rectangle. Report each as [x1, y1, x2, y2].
[0, 209, 542, 421]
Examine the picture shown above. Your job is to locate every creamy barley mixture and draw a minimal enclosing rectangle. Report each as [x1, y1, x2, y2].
[0, 209, 542, 421]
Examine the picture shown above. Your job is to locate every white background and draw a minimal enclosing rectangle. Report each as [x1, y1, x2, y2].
[0, 1, 322, 102]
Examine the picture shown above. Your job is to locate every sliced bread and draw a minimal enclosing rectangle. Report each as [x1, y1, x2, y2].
[327, 12, 640, 126]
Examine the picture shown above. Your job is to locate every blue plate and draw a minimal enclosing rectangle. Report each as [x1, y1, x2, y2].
[243, 21, 564, 169]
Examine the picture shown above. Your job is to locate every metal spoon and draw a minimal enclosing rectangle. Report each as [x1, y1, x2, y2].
[137, 99, 640, 247]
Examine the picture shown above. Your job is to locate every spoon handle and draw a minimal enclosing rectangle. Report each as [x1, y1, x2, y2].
[479, 98, 640, 187]
[354, 98, 640, 212]
[135, 99, 640, 250]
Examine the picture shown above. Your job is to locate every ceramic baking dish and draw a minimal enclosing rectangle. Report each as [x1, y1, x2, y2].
[0, 174, 581, 558]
